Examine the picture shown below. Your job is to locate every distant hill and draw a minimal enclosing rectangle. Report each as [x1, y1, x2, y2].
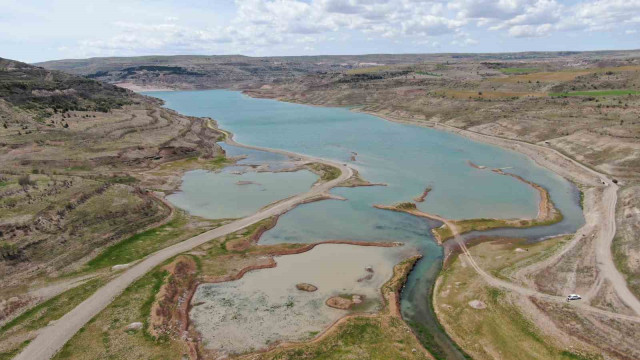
[0, 57, 135, 118]
[36, 50, 640, 90]
[0, 57, 223, 300]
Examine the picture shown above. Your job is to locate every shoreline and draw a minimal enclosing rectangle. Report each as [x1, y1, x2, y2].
[156, 241, 410, 359]
[229, 254, 430, 359]
[239, 91, 640, 321]
[14, 113, 357, 360]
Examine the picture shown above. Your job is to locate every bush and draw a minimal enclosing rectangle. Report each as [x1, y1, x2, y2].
[18, 174, 34, 186]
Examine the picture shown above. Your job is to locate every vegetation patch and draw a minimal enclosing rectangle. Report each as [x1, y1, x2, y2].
[549, 90, 640, 97]
[0, 277, 107, 358]
[499, 67, 539, 74]
[306, 162, 341, 182]
[435, 238, 601, 360]
[83, 211, 227, 272]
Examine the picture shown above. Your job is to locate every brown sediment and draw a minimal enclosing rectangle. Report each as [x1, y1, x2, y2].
[235, 180, 259, 186]
[296, 283, 318, 292]
[209, 240, 403, 284]
[413, 186, 432, 203]
[467, 161, 486, 169]
[148, 255, 204, 360]
[148, 256, 198, 339]
[230, 254, 429, 360]
[181, 240, 408, 358]
[326, 296, 357, 310]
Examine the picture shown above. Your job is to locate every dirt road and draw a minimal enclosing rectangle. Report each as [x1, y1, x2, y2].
[14, 138, 352, 360]
[442, 217, 640, 323]
[594, 182, 640, 315]
[368, 112, 640, 317]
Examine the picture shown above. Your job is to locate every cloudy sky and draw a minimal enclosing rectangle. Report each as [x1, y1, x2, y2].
[2, 0, 639, 63]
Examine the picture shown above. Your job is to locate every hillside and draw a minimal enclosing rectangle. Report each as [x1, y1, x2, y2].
[37, 50, 640, 90]
[0, 58, 225, 324]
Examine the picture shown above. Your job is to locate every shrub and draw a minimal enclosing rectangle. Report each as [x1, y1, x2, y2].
[18, 174, 34, 186]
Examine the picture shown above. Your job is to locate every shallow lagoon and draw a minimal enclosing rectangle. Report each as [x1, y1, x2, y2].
[190, 244, 412, 355]
[166, 168, 317, 219]
[150, 90, 585, 359]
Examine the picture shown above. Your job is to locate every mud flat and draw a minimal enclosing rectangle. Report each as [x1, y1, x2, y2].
[189, 243, 416, 356]
[413, 186, 432, 202]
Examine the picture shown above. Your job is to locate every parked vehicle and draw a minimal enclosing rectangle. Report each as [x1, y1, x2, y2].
[567, 294, 582, 301]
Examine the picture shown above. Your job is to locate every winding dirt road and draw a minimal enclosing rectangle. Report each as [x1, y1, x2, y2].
[14, 137, 353, 360]
[369, 112, 640, 317]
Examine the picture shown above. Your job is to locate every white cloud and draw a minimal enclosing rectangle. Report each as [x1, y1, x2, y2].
[50, 0, 640, 57]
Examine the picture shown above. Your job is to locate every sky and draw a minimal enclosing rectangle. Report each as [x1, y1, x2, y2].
[1, 0, 639, 63]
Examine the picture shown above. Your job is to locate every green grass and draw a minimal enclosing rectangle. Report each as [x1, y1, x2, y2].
[307, 163, 341, 182]
[436, 238, 604, 360]
[265, 317, 432, 360]
[500, 67, 538, 74]
[434, 211, 563, 242]
[395, 202, 417, 210]
[0, 340, 30, 360]
[83, 211, 219, 272]
[0, 277, 105, 336]
[415, 71, 442, 77]
[549, 89, 640, 97]
[54, 262, 183, 359]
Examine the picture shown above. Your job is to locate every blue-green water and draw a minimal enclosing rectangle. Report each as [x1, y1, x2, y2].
[167, 168, 317, 219]
[148, 90, 584, 359]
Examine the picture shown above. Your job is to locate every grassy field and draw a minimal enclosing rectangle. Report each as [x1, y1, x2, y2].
[549, 90, 640, 97]
[307, 162, 341, 182]
[252, 316, 430, 360]
[82, 211, 228, 273]
[435, 237, 600, 360]
[245, 256, 430, 360]
[0, 277, 108, 358]
[53, 264, 187, 360]
[153, 155, 229, 173]
[46, 222, 431, 359]
[499, 67, 538, 74]
[492, 64, 640, 83]
[433, 212, 563, 242]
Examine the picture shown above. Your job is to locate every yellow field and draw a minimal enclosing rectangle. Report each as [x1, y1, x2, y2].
[491, 65, 640, 83]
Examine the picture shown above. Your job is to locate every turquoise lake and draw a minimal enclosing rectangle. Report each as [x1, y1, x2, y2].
[148, 90, 585, 359]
